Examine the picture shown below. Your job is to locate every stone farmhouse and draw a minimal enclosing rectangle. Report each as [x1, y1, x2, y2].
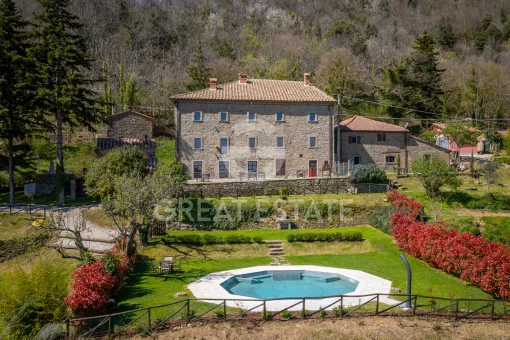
[171, 73, 449, 180]
[171, 73, 336, 180]
[337, 116, 450, 173]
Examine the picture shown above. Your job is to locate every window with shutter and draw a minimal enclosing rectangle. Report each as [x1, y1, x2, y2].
[357, 136, 361, 144]
[275, 159, 286, 176]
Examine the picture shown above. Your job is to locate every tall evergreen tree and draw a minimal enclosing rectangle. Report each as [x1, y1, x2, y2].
[186, 43, 211, 91]
[0, 0, 43, 204]
[437, 17, 456, 49]
[30, 0, 103, 205]
[380, 32, 443, 122]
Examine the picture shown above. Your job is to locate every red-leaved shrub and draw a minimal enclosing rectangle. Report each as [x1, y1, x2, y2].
[387, 190, 423, 220]
[65, 238, 135, 316]
[388, 193, 510, 300]
[64, 261, 116, 316]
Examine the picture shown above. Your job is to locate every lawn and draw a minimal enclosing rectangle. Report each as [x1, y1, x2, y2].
[481, 216, 510, 245]
[389, 168, 510, 227]
[112, 225, 491, 319]
[0, 191, 99, 205]
[155, 139, 175, 168]
[0, 213, 33, 239]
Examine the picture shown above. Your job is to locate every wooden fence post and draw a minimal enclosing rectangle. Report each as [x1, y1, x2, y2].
[148, 307, 151, 330]
[375, 295, 379, 315]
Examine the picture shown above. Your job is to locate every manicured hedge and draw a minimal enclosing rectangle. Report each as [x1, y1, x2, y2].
[388, 192, 510, 300]
[287, 231, 363, 243]
[163, 233, 254, 245]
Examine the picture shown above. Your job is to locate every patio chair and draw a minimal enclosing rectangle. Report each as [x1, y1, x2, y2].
[160, 261, 172, 274]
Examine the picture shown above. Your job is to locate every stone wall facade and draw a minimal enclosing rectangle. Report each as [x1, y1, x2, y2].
[106, 111, 153, 139]
[33, 174, 76, 196]
[339, 132, 450, 172]
[406, 135, 450, 164]
[185, 177, 349, 198]
[175, 101, 334, 180]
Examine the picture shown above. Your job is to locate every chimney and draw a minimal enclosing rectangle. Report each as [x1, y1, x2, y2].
[238, 72, 248, 84]
[209, 78, 217, 90]
[304, 73, 311, 86]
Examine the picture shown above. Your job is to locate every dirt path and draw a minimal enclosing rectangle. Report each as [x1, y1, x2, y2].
[457, 209, 510, 218]
[126, 317, 510, 340]
[55, 207, 120, 253]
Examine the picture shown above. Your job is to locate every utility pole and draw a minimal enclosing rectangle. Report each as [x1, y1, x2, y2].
[336, 95, 342, 170]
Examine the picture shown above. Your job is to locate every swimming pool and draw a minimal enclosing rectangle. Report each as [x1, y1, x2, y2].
[220, 270, 358, 299]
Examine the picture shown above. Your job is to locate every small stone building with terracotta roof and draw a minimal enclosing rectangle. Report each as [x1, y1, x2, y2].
[171, 73, 336, 180]
[96, 111, 157, 168]
[106, 110, 154, 140]
[336, 116, 449, 172]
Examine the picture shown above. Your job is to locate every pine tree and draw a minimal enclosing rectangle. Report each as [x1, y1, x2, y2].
[0, 0, 45, 204]
[30, 0, 103, 205]
[186, 43, 211, 91]
[437, 17, 456, 49]
[380, 32, 443, 122]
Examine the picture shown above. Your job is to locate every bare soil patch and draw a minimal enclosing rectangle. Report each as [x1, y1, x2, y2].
[125, 317, 510, 340]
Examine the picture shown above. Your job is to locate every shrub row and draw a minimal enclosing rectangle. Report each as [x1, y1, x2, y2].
[388, 193, 510, 300]
[287, 231, 363, 243]
[162, 233, 263, 245]
[64, 238, 134, 317]
[387, 190, 423, 220]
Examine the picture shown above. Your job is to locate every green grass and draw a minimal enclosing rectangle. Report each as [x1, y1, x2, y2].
[0, 191, 99, 205]
[481, 216, 510, 245]
[0, 213, 33, 239]
[213, 193, 386, 206]
[113, 225, 491, 319]
[164, 227, 364, 241]
[110, 256, 271, 319]
[156, 139, 175, 168]
[287, 226, 491, 300]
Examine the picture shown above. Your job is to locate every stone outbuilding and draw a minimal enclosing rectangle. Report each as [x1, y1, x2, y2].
[106, 110, 153, 140]
[336, 116, 450, 173]
[96, 111, 157, 168]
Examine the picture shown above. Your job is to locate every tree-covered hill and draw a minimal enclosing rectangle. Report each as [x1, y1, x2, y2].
[13, 0, 510, 127]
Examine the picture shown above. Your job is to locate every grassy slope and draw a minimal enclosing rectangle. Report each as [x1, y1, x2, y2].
[113, 226, 490, 318]
[156, 139, 175, 168]
[287, 226, 490, 300]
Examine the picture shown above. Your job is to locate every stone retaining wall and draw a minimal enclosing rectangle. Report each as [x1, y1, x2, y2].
[185, 177, 350, 198]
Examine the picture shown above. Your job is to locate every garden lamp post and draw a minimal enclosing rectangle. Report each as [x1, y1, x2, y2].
[399, 253, 412, 308]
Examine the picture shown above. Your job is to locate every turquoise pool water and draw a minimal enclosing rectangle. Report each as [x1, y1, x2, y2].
[220, 270, 358, 299]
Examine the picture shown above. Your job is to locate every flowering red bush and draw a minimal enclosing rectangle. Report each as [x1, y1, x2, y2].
[387, 190, 423, 220]
[64, 261, 115, 316]
[65, 237, 135, 316]
[389, 193, 510, 300]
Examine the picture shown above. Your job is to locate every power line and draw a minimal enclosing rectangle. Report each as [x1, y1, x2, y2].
[340, 108, 510, 127]
[338, 95, 510, 122]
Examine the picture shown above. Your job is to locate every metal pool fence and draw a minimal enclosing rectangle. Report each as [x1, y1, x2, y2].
[57, 293, 510, 339]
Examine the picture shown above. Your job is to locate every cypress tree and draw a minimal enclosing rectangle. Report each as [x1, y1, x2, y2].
[30, 0, 103, 205]
[186, 43, 211, 91]
[0, 0, 45, 204]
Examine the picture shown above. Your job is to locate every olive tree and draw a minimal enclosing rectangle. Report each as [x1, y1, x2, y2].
[411, 154, 461, 197]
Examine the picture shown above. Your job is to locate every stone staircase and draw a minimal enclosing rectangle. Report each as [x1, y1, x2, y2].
[265, 240, 285, 256]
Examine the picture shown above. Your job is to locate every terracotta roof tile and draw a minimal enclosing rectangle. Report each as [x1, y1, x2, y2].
[171, 79, 335, 103]
[339, 116, 408, 132]
[107, 110, 153, 121]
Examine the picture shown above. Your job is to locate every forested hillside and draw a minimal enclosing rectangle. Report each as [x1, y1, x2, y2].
[14, 0, 510, 127]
